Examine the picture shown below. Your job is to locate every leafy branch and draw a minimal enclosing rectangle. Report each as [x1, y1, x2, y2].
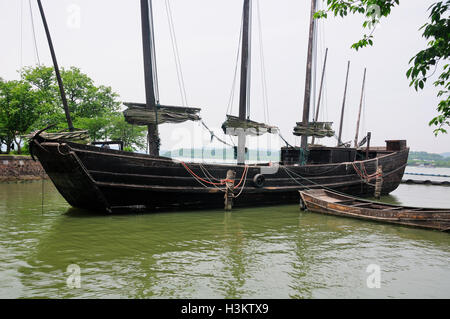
[315, 0, 450, 135]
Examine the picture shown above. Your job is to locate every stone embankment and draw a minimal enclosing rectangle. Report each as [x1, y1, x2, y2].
[0, 155, 47, 182]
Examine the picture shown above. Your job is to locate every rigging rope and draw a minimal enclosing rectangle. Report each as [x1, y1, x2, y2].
[226, 9, 244, 116]
[234, 165, 249, 198]
[199, 163, 226, 192]
[282, 157, 391, 195]
[29, 0, 40, 65]
[352, 161, 380, 186]
[278, 131, 294, 148]
[165, 0, 188, 106]
[256, 0, 269, 123]
[200, 120, 234, 147]
[246, 0, 252, 119]
[180, 161, 248, 189]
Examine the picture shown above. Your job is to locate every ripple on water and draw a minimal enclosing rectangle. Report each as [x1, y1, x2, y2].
[0, 181, 449, 298]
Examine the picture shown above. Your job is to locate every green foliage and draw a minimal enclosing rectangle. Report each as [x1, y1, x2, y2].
[407, 2, 450, 135]
[315, 0, 400, 50]
[408, 151, 450, 167]
[0, 79, 41, 153]
[0, 65, 147, 153]
[316, 0, 450, 135]
[21, 65, 121, 131]
[73, 114, 147, 152]
[21, 65, 65, 130]
[58, 67, 120, 118]
[108, 114, 147, 151]
[73, 116, 111, 141]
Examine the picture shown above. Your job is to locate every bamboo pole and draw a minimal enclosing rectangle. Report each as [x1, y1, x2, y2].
[311, 48, 328, 145]
[354, 68, 367, 148]
[36, 0, 74, 131]
[237, 0, 252, 164]
[337, 61, 350, 146]
[140, 0, 160, 156]
[300, 0, 318, 151]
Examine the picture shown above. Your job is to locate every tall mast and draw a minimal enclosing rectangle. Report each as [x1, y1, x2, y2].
[300, 0, 317, 150]
[36, 0, 74, 132]
[140, 0, 160, 156]
[337, 60, 350, 146]
[311, 47, 328, 145]
[237, 0, 252, 164]
[354, 68, 367, 148]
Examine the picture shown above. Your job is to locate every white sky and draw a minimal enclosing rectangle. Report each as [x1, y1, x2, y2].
[1, 0, 449, 154]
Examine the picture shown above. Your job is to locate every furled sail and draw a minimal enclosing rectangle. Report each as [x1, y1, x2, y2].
[123, 102, 201, 125]
[293, 121, 334, 138]
[26, 129, 89, 142]
[222, 115, 278, 136]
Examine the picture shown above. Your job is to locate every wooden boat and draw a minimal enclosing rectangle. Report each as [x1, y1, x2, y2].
[29, 0, 409, 213]
[30, 135, 408, 212]
[299, 189, 450, 232]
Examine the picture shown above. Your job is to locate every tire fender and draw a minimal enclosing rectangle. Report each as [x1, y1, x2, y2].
[253, 174, 265, 188]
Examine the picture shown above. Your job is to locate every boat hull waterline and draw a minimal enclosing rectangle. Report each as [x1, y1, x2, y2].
[30, 134, 408, 213]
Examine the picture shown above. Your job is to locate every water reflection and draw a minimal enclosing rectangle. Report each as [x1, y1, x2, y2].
[0, 181, 449, 298]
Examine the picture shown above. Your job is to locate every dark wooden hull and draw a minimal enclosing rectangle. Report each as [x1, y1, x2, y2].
[299, 189, 450, 232]
[30, 135, 408, 213]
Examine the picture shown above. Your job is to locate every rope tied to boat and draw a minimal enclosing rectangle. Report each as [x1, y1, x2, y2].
[180, 161, 248, 188]
[234, 165, 249, 198]
[352, 161, 382, 185]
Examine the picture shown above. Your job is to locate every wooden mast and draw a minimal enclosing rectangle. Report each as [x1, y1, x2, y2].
[237, 0, 252, 164]
[354, 68, 367, 148]
[36, 0, 74, 132]
[140, 0, 160, 156]
[300, 0, 317, 151]
[337, 60, 350, 146]
[311, 47, 328, 145]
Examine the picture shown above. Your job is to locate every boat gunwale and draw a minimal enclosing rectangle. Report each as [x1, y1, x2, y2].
[56, 139, 408, 170]
[302, 198, 450, 231]
[300, 189, 450, 213]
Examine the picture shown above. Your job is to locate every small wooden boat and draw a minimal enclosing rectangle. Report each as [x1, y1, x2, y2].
[299, 189, 450, 232]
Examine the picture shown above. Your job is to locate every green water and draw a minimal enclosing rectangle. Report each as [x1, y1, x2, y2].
[0, 180, 449, 298]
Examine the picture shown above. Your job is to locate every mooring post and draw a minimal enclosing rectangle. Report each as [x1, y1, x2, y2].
[224, 170, 236, 211]
[374, 165, 383, 199]
[366, 132, 371, 160]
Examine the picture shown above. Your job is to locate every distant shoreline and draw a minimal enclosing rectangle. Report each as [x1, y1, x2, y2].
[408, 151, 450, 168]
[407, 164, 450, 168]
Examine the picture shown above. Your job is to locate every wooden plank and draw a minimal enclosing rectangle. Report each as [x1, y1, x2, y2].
[299, 188, 450, 232]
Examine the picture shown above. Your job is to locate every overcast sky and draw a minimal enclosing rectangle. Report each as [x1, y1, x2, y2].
[1, 0, 449, 154]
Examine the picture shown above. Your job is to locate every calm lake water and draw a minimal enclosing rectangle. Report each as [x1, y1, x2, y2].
[0, 168, 449, 299]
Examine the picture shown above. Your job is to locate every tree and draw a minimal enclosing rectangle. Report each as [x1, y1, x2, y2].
[21, 65, 65, 130]
[0, 79, 40, 154]
[315, 0, 449, 135]
[21, 65, 121, 131]
[57, 67, 120, 118]
[73, 116, 111, 142]
[108, 114, 147, 151]
[1, 65, 147, 153]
